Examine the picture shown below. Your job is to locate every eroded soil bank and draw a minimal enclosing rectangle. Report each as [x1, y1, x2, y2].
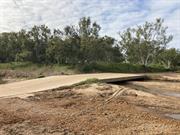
[0, 74, 180, 135]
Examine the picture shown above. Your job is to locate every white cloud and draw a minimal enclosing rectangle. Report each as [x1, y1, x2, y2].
[0, 0, 179, 48]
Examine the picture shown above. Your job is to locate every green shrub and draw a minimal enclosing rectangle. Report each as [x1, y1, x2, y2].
[73, 78, 99, 86]
[79, 62, 168, 73]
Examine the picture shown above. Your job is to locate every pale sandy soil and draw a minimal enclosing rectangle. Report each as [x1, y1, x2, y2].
[147, 72, 180, 82]
[128, 81, 180, 92]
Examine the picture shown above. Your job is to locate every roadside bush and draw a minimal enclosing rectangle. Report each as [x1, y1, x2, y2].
[79, 62, 168, 73]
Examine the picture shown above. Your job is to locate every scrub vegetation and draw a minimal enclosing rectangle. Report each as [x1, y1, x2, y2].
[0, 17, 179, 73]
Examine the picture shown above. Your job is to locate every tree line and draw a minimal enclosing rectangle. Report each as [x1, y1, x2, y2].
[0, 17, 179, 69]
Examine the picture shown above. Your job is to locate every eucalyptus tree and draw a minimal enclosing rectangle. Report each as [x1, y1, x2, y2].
[15, 29, 33, 62]
[28, 25, 51, 63]
[158, 48, 180, 69]
[119, 18, 173, 66]
[78, 17, 101, 63]
[0, 33, 10, 62]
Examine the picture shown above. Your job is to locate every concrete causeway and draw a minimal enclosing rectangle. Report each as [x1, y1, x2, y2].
[0, 73, 145, 98]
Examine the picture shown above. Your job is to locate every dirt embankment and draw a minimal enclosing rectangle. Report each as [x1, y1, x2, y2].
[0, 82, 180, 135]
[0, 69, 69, 84]
[0, 70, 35, 84]
[0, 70, 34, 78]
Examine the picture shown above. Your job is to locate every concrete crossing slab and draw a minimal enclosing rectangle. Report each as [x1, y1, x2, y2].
[0, 73, 145, 98]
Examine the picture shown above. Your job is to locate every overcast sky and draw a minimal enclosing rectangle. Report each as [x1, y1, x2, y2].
[0, 0, 179, 48]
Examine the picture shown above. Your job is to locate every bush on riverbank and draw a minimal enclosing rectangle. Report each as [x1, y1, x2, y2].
[79, 62, 169, 73]
[0, 62, 172, 78]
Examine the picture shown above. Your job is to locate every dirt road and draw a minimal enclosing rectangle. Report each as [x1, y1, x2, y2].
[0, 73, 144, 98]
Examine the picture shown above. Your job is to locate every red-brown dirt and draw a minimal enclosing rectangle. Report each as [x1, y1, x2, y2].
[0, 82, 180, 135]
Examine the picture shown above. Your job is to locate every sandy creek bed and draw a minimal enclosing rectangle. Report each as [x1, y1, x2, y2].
[0, 74, 180, 134]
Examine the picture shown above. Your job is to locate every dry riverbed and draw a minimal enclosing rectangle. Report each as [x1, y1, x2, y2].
[0, 73, 180, 134]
